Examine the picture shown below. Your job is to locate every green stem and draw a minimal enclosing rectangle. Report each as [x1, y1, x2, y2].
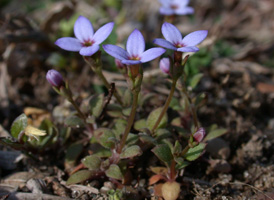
[152, 79, 177, 133]
[181, 86, 199, 130]
[117, 90, 139, 153]
[67, 96, 94, 134]
[95, 70, 124, 106]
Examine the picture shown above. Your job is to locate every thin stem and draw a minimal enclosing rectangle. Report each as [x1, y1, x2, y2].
[84, 56, 124, 106]
[96, 70, 124, 106]
[67, 96, 94, 134]
[152, 79, 177, 133]
[117, 90, 139, 153]
[181, 86, 199, 130]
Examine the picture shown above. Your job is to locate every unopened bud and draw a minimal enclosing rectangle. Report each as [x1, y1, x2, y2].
[115, 59, 125, 69]
[159, 58, 170, 74]
[193, 127, 206, 142]
[46, 69, 64, 88]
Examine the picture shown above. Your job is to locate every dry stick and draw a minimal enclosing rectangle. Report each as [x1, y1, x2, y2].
[95, 69, 124, 106]
[151, 79, 177, 133]
[84, 57, 124, 106]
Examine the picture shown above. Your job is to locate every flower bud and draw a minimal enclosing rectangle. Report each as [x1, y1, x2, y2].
[46, 69, 64, 88]
[159, 58, 170, 74]
[115, 59, 125, 69]
[193, 127, 206, 142]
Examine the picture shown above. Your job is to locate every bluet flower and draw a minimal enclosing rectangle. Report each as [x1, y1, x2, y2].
[103, 29, 165, 65]
[154, 22, 208, 53]
[55, 16, 114, 56]
[159, 0, 194, 16]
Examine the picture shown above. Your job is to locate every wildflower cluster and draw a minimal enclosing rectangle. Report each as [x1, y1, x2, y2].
[2, 2, 228, 200]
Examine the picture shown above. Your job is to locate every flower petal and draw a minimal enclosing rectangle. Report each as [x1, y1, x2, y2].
[79, 45, 100, 56]
[175, 6, 194, 15]
[158, 0, 169, 7]
[159, 7, 174, 15]
[103, 44, 129, 60]
[175, 0, 190, 7]
[140, 48, 166, 63]
[93, 22, 114, 45]
[74, 16, 94, 42]
[162, 22, 182, 45]
[182, 30, 208, 46]
[121, 60, 142, 65]
[159, 58, 170, 74]
[153, 38, 177, 50]
[55, 37, 82, 51]
[126, 29, 145, 57]
[177, 46, 199, 52]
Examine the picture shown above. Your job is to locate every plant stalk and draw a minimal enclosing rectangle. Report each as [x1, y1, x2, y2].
[152, 79, 177, 133]
[117, 90, 139, 153]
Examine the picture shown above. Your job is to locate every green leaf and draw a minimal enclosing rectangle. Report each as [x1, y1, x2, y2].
[185, 143, 206, 161]
[66, 170, 95, 185]
[11, 114, 28, 138]
[134, 119, 147, 131]
[112, 119, 127, 139]
[105, 164, 123, 180]
[190, 73, 203, 89]
[65, 142, 83, 167]
[106, 104, 123, 118]
[125, 133, 139, 146]
[94, 128, 115, 149]
[139, 134, 157, 145]
[152, 144, 173, 165]
[146, 107, 168, 131]
[89, 94, 104, 118]
[0, 138, 24, 150]
[65, 115, 85, 128]
[194, 92, 207, 107]
[82, 155, 101, 170]
[120, 145, 142, 159]
[173, 140, 182, 156]
[175, 157, 190, 170]
[204, 128, 227, 142]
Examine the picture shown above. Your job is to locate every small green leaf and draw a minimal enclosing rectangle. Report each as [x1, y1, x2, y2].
[65, 142, 83, 168]
[112, 119, 127, 138]
[139, 135, 157, 145]
[185, 143, 206, 161]
[194, 92, 207, 107]
[106, 104, 123, 118]
[89, 94, 104, 118]
[125, 133, 139, 146]
[66, 170, 95, 185]
[146, 107, 168, 131]
[120, 145, 142, 159]
[105, 164, 123, 180]
[175, 157, 189, 170]
[11, 114, 28, 138]
[134, 119, 147, 131]
[152, 144, 173, 165]
[122, 107, 131, 116]
[0, 138, 24, 150]
[94, 128, 115, 149]
[65, 115, 85, 128]
[82, 155, 101, 170]
[190, 73, 203, 89]
[204, 128, 227, 142]
[173, 140, 182, 156]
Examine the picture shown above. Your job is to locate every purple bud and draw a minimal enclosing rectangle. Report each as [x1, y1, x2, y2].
[159, 58, 170, 74]
[115, 59, 125, 69]
[193, 128, 206, 142]
[46, 69, 64, 88]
